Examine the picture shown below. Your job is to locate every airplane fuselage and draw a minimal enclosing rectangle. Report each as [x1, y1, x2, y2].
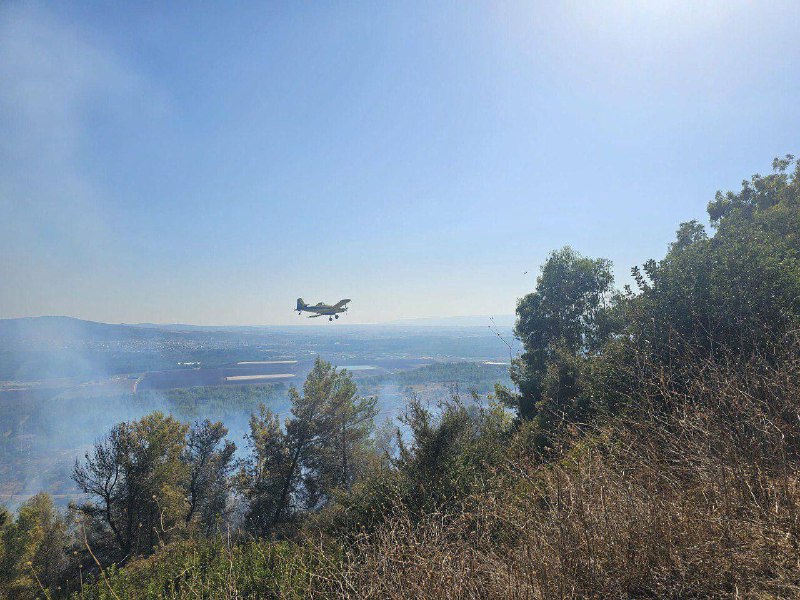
[295, 298, 351, 319]
[298, 305, 344, 315]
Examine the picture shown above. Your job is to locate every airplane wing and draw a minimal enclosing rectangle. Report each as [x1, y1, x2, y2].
[307, 313, 324, 318]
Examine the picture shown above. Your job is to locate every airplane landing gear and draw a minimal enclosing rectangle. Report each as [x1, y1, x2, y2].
[329, 317, 333, 321]
[334, 314, 339, 319]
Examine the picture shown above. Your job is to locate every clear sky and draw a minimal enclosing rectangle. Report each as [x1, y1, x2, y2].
[1, 1, 799, 325]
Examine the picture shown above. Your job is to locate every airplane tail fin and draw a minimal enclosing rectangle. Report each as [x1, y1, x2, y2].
[296, 298, 306, 310]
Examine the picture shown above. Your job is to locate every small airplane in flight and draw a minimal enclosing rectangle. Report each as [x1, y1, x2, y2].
[296, 298, 351, 321]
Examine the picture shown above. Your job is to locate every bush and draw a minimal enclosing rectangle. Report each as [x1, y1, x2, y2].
[70, 538, 343, 600]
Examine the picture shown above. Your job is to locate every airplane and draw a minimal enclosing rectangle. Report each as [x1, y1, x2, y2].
[296, 298, 351, 321]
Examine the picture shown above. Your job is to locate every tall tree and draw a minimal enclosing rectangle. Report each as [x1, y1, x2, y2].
[183, 420, 236, 534]
[238, 358, 377, 537]
[72, 412, 189, 558]
[500, 246, 618, 429]
[302, 362, 377, 508]
[237, 405, 292, 537]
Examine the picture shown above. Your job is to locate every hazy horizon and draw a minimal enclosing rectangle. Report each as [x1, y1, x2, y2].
[3, 1, 799, 325]
[0, 312, 517, 328]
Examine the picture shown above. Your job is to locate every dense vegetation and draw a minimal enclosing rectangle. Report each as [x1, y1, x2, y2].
[0, 384, 285, 503]
[2, 156, 800, 598]
[146, 384, 288, 421]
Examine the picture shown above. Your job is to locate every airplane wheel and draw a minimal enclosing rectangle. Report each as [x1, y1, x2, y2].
[329, 317, 333, 321]
[335, 314, 339, 319]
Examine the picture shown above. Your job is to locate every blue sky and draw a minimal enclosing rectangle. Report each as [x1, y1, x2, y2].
[1, 1, 799, 325]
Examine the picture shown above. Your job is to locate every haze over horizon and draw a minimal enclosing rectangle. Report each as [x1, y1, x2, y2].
[2, 1, 799, 325]
[0, 312, 518, 329]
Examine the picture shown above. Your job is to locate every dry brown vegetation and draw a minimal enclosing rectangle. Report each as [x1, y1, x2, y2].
[323, 344, 800, 599]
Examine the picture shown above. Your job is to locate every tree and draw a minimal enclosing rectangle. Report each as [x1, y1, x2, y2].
[72, 412, 189, 558]
[626, 156, 800, 371]
[236, 405, 290, 536]
[0, 493, 69, 599]
[305, 367, 378, 506]
[184, 420, 236, 534]
[396, 394, 501, 511]
[238, 358, 377, 537]
[500, 246, 618, 429]
[706, 154, 797, 226]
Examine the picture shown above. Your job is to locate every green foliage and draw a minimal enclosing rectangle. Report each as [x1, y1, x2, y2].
[317, 394, 512, 541]
[72, 413, 229, 559]
[237, 358, 378, 537]
[626, 156, 800, 376]
[502, 156, 800, 434]
[14, 153, 800, 599]
[501, 246, 618, 437]
[0, 493, 70, 599]
[397, 395, 508, 509]
[706, 154, 798, 226]
[154, 384, 286, 421]
[183, 421, 236, 535]
[69, 538, 342, 599]
[236, 405, 291, 537]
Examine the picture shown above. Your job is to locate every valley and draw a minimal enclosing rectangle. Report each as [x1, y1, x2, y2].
[0, 317, 512, 508]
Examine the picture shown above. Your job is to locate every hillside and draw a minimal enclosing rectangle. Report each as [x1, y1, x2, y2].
[0, 316, 168, 348]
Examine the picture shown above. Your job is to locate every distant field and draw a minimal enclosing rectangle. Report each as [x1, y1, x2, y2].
[236, 360, 298, 365]
[0, 319, 514, 382]
[138, 362, 303, 390]
[225, 374, 296, 382]
[136, 359, 439, 391]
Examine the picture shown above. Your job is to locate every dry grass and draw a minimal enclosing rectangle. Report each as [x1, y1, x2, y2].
[328, 346, 800, 599]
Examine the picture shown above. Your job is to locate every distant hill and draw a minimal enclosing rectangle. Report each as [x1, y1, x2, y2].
[0, 316, 173, 349]
[0, 315, 518, 343]
[0, 315, 518, 349]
